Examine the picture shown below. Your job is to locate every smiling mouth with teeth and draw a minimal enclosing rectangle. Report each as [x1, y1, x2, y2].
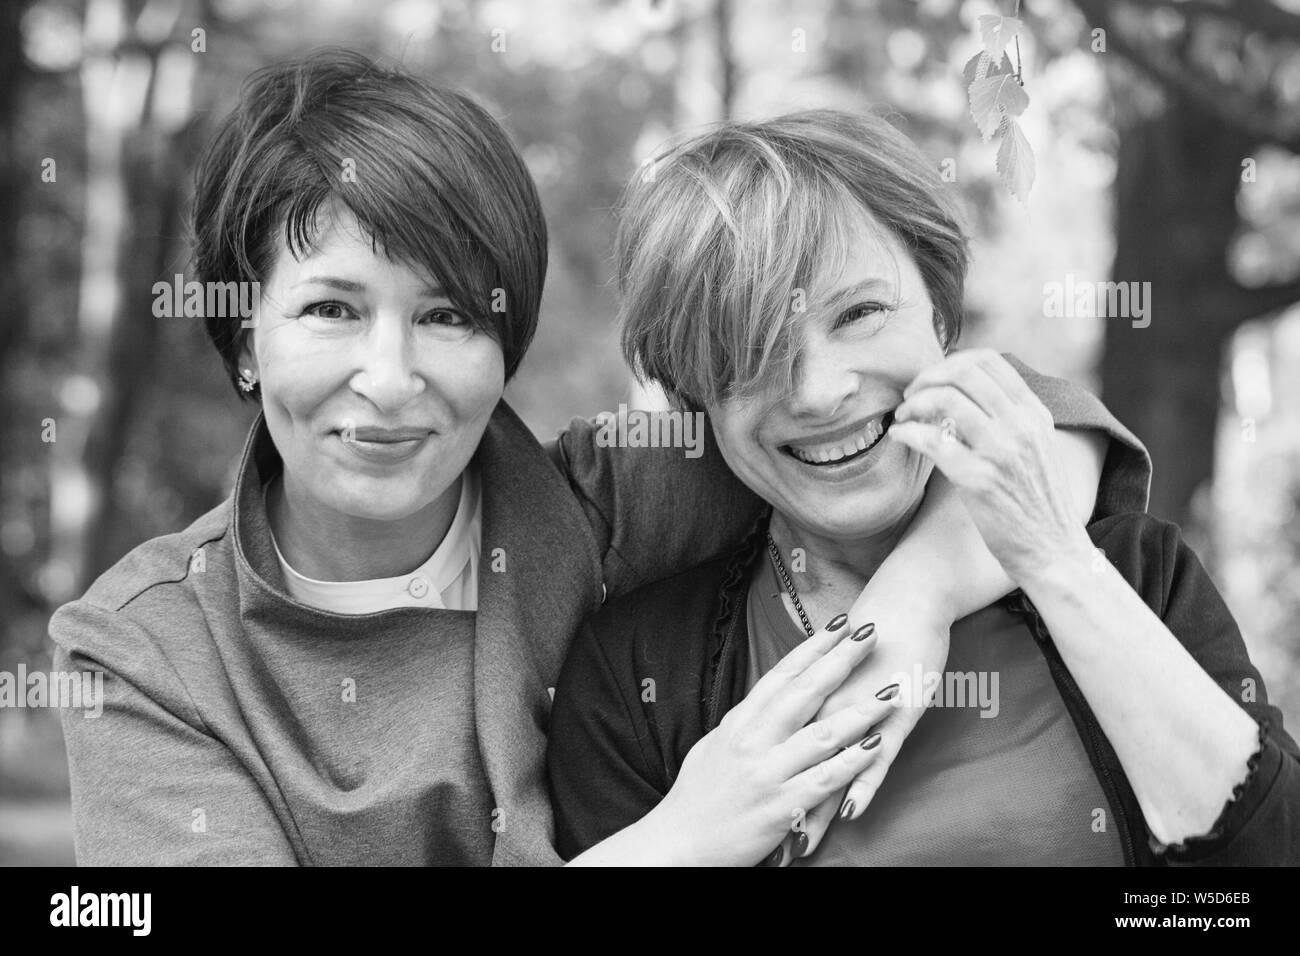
[783, 410, 896, 466]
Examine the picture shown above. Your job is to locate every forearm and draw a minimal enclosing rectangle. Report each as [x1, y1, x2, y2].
[1020, 541, 1260, 846]
[867, 427, 1103, 624]
[565, 808, 685, 866]
[554, 417, 764, 596]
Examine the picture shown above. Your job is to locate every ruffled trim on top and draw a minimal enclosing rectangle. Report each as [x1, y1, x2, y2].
[1148, 718, 1270, 857]
[706, 506, 772, 679]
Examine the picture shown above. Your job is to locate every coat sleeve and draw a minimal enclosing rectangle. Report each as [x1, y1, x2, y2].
[1003, 354, 1151, 519]
[50, 600, 299, 866]
[546, 617, 669, 860]
[1146, 521, 1300, 865]
[550, 354, 1152, 599]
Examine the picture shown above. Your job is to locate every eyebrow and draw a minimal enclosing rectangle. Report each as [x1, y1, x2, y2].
[291, 276, 448, 297]
[818, 277, 897, 314]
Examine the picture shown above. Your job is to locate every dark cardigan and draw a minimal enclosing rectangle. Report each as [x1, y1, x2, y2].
[547, 511, 1300, 865]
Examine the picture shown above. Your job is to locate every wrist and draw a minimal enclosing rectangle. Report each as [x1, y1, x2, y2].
[850, 574, 956, 645]
[629, 800, 698, 866]
[1013, 529, 1098, 599]
[893, 473, 1009, 623]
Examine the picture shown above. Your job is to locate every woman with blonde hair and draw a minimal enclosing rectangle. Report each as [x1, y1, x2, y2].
[549, 109, 1298, 865]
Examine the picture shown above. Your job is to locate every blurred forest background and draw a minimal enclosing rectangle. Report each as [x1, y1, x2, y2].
[2, 0, 1299, 864]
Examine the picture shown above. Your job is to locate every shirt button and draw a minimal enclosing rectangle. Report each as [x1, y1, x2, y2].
[408, 576, 431, 599]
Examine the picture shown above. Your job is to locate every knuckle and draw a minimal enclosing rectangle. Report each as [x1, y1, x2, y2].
[970, 463, 1000, 493]
[771, 656, 802, 678]
[726, 725, 760, 758]
[809, 759, 833, 789]
[937, 384, 963, 409]
[809, 719, 834, 745]
[989, 434, 1019, 463]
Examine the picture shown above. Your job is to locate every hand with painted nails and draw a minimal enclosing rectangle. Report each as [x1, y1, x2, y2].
[772, 611, 949, 865]
[631, 614, 896, 867]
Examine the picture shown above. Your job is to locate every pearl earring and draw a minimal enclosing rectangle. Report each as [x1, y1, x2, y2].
[238, 369, 258, 393]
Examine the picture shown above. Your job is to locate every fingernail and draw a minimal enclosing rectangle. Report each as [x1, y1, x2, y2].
[793, 830, 809, 858]
[850, 622, 876, 642]
[860, 732, 882, 750]
[875, 683, 900, 701]
[760, 845, 784, 867]
[839, 798, 856, 820]
[825, 613, 849, 632]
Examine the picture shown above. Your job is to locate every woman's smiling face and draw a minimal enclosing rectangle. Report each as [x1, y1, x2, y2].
[706, 211, 947, 543]
[242, 202, 505, 522]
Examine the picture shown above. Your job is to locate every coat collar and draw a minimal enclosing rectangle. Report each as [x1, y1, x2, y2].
[229, 402, 602, 865]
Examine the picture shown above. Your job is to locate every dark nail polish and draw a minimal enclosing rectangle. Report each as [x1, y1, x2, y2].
[875, 682, 900, 701]
[826, 613, 849, 632]
[760, 845, 784, 867]
[860, 732, 882, 750]
[793, 830, 809, 858]
[839, 798, 856, 820]
[850, 622, 876, 642]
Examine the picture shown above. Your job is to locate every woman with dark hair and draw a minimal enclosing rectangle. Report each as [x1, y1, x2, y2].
[548, 109, 1300, 865]
[50, 54, 1147, 866]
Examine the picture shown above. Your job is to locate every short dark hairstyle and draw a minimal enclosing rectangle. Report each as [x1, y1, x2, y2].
[192, 48, 547, 398]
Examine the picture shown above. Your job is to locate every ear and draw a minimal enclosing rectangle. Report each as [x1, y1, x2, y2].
[237, 332, 259, 382]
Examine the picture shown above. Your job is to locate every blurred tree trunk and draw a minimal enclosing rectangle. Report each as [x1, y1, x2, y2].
[0, 0, 39, 624]
[49, 0, 134, 601]
[1075, 0, 1300, 527]
[49, 0, 192, 598]
[1099, 95, 1250, 526]
[85, 118, 186, 578]
[0, 1, 30, 365]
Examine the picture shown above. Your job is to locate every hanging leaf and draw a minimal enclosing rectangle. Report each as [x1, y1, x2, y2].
[996, 116, 1035, 203]
[962, 49, 1014, 86]
[969, 73, 1029, 142]
[978, 15, 1021, 60]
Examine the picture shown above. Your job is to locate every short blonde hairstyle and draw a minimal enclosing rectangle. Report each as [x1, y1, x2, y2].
[615, 108, 969, 410]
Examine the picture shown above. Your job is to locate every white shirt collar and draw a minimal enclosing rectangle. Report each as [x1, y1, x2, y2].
[266, 468, 480, 615]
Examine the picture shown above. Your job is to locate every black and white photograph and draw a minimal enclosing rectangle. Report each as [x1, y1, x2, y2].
[0, 0, 1297, 928]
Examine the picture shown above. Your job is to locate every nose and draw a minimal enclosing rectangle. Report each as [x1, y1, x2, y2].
[786, 335, 858, 421]
[349, 315, 426, 412]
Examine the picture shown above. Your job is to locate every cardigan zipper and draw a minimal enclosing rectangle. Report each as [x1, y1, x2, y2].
[1018, 598, 1140, 866]
[706, 590, 747, 732]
